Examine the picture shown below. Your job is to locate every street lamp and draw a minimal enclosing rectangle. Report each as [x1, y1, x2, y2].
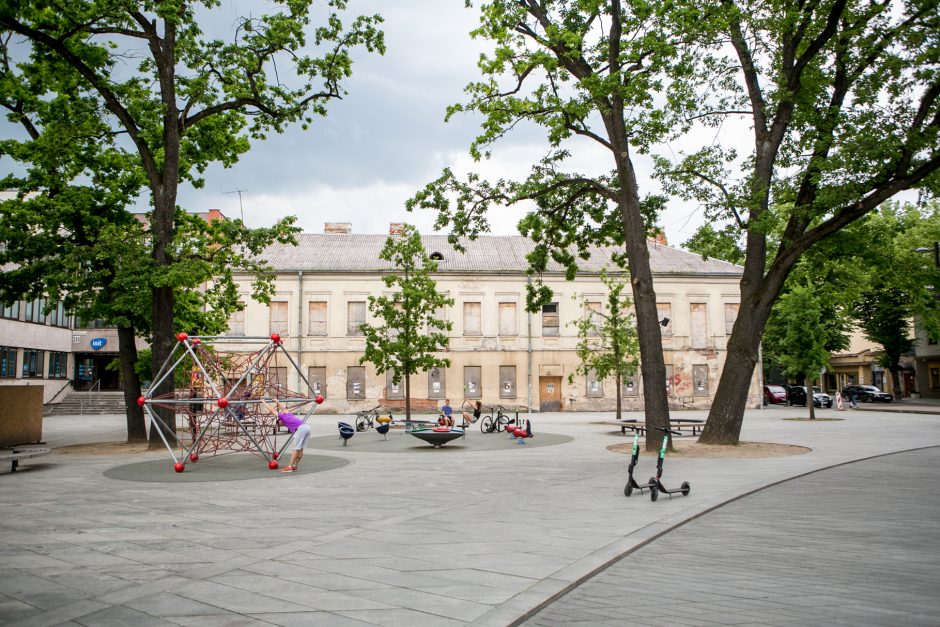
[916, 241, 940, 269]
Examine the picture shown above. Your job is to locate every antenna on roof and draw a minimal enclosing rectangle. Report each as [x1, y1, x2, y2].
[223, 189, 247, 221]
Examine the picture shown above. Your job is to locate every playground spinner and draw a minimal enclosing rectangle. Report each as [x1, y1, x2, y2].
[138, 332, 323, 472]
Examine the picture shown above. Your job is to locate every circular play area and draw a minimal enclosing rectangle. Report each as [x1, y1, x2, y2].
[306, 428, 573, 453]
[104, 452, 349, 483]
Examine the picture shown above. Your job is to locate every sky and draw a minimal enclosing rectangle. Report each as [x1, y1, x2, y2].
[178, 0, 716, 247]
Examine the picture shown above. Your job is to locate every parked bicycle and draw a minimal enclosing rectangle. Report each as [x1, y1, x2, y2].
[481, 405, 512, 433]
[355, 406, 394, 432]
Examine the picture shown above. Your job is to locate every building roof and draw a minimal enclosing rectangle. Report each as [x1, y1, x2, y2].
[258, 234, 743, 277]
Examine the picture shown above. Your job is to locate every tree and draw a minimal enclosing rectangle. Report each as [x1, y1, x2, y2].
[569, 271, 640, 421]
[359, 225, 454, 422]
[657, 0, 940, 443]
[0, 1, 384, 446]
[409, 1, 696, 449]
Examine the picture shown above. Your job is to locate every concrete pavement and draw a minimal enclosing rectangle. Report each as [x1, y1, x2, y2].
[2, 403, 939, 626]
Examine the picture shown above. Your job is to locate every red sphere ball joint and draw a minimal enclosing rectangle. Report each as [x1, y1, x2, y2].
[268, 460, 279, 470]
[192, 338, 201, 345]
[315, 394, 325, 404]
[217, 397, 229, 408]
[189, 453, 199, 463]
[272, 452, 279, 460]
[137, 396, 146, 407]
[174, 462, 185, 473]
[270, 333, 281, 344]
[177, 332, 188, 342]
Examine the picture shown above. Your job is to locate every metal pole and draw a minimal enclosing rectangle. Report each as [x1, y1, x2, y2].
[527, 275, 533, 421]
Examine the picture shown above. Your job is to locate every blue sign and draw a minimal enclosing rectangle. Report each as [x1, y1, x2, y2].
[90, 338, 107, 351]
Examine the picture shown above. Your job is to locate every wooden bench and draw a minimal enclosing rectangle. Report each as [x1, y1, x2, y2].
[0, 446, 50, 473]
[613, 420, 705, 436]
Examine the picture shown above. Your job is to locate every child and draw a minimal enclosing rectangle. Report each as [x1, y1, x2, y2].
[261, 399, 310, 473]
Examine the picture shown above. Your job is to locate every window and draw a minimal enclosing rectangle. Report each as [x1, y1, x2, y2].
[724, 303, 739, 335]
[0, 347, 16, 378]
[347, 301, 366, 336]
[25, 298, 46, 324]
[542, 302, 559, 337]
[463, 302, 481, 336]
[499, 365, 516, 399]
[586, 301, 602, 336]
[665, 364, 674, 398]
[657, 303, 672, 335]
[48, 301, 68, 328]
[227, 304, 245, 336]
[308, 301, 327, 336]
[48, 351, 67, 379]
[272, 367, 288, 389]
[930, 367, 939, 389]
[347, 366, 366, 399]
[307, 366, 326, 399]
[586, 369, 604, 398]
[22, 349, 43, 378]
[1, 301, 19, 320]
[386, 370, 404, 400]
[622, 373, 639, 396]
[498, 302, 517, 336]
[464, 366, 482, 399]
[427, 305, 447, 335]
[269, 301, 289, 336]
[428, 367, 445, 399]
[690, 303, 708, 348]
[693, 364, 709, 396]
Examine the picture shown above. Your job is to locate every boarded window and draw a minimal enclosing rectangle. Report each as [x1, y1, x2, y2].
[690, 303, 708, 348]
[724, 303, 739, 335]
[269, 301, 289, 336]
[307, 366, 326, 399]
[622, 373, 639, 396]
[499, 365, 516, 399]
[347, 301, 366, 336]
[693, 364, 709, 396]
[386, 370, 405, 400]
[665, 364, 674, 398]
[464, 366, 482, 399]
[227, 304, 245, 336]
[427, 305, 447, 334]
[272, 367, 288, 390]
[586, 301, 602, 336]
[542, 302, 559, 336]
[498, 302, 517, 336]
[308, 301, 327, 336]
[657, 303, 672, 335]
[586, 369, 604, 398]
[463, 302, 481, 336]
[428, 367, 445, 399]
[347, 366, 365, 400]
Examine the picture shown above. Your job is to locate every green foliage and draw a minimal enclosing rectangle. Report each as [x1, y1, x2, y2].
[764, 284, 835, 381]
[568, 271, 640, 419]
[359, 225, 454, 417]
[683, 223, 746, 265]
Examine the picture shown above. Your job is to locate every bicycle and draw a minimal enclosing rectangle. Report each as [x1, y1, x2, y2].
[481, 405, 512, 433]
[355, 406, 391, 432]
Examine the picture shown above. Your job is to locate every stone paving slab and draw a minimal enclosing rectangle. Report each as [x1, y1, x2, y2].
[1, 405, 939, 626]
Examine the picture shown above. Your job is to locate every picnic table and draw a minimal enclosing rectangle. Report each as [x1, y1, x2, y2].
[0, 446, 50, 473]
[611, 419, 705, 436]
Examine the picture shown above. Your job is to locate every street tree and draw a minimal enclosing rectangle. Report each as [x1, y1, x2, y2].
[0, 0, 384, 446]
[569, 271, 640, 421]
[656, 0, 940, 443]
[359, 225, 454, 422]
[409, 0, 697, 449]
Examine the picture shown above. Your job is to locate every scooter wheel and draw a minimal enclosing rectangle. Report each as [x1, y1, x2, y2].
[624, 482, 633, 497]
[649, 478, 659, 502]
[681, 481, 691, 496]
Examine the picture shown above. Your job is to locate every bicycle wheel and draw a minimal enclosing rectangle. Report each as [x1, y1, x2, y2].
[480, 415, 495, 433]
[355, 415, 370, 432]
[495, 413, 511, 433]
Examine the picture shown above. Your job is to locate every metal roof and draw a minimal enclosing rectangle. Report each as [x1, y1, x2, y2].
[258, 234, 743, 276]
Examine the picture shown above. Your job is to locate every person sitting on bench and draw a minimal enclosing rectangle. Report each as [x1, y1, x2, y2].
[440, 399, 454, 427]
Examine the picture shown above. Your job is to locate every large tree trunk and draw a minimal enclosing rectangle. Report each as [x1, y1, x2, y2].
[889, 365, 902, 400]
[404, 372, 412, 422]
[117, 325, 147, 443]
[615, 372, 622, 421]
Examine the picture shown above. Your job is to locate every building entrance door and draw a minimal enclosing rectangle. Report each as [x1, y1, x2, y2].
[539, 376, 562, 412]
[73, 353, 121, 390]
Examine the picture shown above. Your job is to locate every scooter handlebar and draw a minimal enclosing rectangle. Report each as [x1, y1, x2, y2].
[654, 426, 682, 436]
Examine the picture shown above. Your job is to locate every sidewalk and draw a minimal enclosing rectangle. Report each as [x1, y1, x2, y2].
[2, 406, 940, 626]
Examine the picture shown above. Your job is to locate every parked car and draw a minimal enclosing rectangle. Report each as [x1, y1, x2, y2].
[841, 385, 894, 403]
[763, 385, 787, 405]
[786, 385, 833, 408]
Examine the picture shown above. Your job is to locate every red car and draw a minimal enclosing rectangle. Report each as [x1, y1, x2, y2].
[763, 385, 787, 405]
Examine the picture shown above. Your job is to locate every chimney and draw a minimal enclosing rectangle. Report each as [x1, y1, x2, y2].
[648, 230, 667, 246]
[389, 223, 405, 236]
[206, 209, 226, 223]
[324, 222, 352, 234]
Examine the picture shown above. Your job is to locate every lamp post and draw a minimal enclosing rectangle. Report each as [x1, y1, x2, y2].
[916, 241, 940, 269]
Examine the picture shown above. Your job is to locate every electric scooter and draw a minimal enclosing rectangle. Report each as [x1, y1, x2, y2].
[624, 430, 656, 497]
[649, 427, 691, 502]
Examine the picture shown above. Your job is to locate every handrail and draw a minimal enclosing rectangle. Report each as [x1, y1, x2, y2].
[45, 380, 72, 405]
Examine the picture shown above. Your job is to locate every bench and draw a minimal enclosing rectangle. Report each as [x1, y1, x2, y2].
[612, 420, 705, 436]
[0, 446, 51, 473]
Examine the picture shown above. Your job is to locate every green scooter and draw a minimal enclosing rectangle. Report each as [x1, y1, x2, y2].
[649, 427, 691, 502]
[623, 430, 656, 497]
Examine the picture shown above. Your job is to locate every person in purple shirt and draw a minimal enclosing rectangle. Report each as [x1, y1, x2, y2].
[261, 399, 311, 473]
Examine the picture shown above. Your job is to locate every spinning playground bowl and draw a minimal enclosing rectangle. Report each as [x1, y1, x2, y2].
[408, 427, 465, 448]
[338, 421, 355, 445]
